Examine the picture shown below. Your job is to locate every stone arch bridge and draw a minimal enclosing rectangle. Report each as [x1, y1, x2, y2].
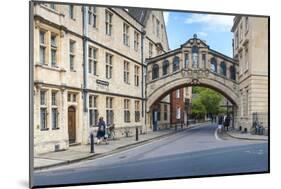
[145, 35, 239, 127]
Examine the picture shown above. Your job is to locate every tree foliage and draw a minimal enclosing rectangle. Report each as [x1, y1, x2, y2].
[191, 87, 223, 118]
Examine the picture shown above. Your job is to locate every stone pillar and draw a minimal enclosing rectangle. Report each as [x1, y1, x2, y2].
[60, 87, 69, 148]
[188, 53, 192, 70]
[158, 62, 162, 77]
[226, 63, 231, 79]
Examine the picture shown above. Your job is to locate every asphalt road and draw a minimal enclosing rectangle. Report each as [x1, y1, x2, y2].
[33, 124, 268, 187]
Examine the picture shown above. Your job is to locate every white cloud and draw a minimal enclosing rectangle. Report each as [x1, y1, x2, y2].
[197, 31, 208, 37]
[185, 14, 234, 32]
[163, 12, 170, 26]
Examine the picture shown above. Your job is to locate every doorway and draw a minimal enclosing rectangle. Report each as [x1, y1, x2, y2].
[68, 106, 76, 144]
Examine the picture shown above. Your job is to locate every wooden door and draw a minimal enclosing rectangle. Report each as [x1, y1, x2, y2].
[68, 106, 76, 143]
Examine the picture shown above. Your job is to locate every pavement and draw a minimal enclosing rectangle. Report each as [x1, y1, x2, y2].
[33, 123, 268, 187]
[225, 129, 268, 141]
[33, 123, 206, 170]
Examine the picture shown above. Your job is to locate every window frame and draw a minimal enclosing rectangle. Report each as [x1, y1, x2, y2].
[124, 99, 130, 123]
[134, 31, 139, 51]
[40, 90, 48, 131]
[123, 23, 130, 46]
[106, 97, 114, 126]
[105, 53, 113, 79]
[39, 30, 47, 65]
[173, 56, 180, 72]
[162, 60, 169, 76]
[69, 5, 75, 20]
[134, 65, 140, 86]
[105, 10, 113, 36]
[152, 64, 159, 80]
[135, 100, 140, 122]
[210, 57, 217, 73]
[88, 46, 98, 75]
[124, 61, 130, 84]
[89, 95, 98, 126]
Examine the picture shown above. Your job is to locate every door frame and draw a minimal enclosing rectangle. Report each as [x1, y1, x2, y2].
[68, 106, 76, 144]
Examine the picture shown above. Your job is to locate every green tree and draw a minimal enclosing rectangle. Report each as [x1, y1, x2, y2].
[191, 87, 223, 118]
[191, 97, 206, 120]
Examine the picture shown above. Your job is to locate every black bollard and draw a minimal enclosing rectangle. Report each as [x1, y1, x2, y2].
[90, 133, 94, 153]
[136, 127, 139, 141]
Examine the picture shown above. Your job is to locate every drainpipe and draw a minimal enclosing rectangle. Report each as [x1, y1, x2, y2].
[141, 28, 147, 133]
[82, 6, 88, 113]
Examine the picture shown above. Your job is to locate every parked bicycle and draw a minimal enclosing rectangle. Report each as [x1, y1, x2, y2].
[107, 124, 116, 140]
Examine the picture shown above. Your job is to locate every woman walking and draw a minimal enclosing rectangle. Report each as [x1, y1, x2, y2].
[96, 117, 108, 144]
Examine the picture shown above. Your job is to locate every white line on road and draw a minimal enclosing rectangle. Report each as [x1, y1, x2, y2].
[214, 127, 222, 141]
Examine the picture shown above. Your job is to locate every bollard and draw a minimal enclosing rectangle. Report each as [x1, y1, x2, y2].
[136, 127, 139, 141]
[90, 133, 94, 153]
[175, 124, 178, 131]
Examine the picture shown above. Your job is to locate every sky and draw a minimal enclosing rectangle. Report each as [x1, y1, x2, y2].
[163, 12, 234, 57]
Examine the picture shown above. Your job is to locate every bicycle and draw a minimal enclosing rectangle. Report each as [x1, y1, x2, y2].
[107, 124, 116, 140]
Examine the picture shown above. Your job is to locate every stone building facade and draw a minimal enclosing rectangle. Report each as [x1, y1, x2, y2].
[33, 2, 171, 154]
[170, 87, 192, 125]
[231, 16, 268, 132]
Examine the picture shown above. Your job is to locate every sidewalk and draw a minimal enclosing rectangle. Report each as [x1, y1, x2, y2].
[34, 123, 206, 170]
[225, 129, 268, 141]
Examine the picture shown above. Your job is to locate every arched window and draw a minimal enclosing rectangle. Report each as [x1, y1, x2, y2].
[184, 53, 189, 68]
[230, 65, 236, 80]
[210, 57, 217, 72]
[192, 46, 199, 68]
[152, 64, 159, 80]
[162, 60, 169, 76]
[173, 56, 180, 72]
[220, 62, 227, 76]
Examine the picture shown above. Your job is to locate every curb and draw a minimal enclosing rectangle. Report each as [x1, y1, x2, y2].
[224, 131, 268, 141]
[34, 123, 210, 171]
[34, 127, 189, 171]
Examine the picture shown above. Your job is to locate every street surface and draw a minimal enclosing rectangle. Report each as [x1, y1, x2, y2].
[33, 124, 268, 187]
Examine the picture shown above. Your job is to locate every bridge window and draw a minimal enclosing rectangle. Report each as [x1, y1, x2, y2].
[210, 58, 217, 72]
[192, 46, 199, 68]
[230, 65, 236, 80]
[184, 53, 189, 68]
[202, 54, 206, 68]
[220, 62, 227, 76]
[173, 56, 180, 72]
[162, 60, 169, 76]
[152, 64, 159, 80]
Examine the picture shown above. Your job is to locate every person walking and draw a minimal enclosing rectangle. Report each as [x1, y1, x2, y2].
[224, 115, 230, 131]
[96, 117, 108, 144]
[218, 114, 224, 133]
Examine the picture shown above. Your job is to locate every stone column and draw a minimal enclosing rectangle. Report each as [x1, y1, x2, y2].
[226, 63, 231, 79]
[60, 87, 69, 148]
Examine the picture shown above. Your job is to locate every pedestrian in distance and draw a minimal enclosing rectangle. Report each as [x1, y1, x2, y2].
[218, 114, 224, 133]
[223, 115, 230, 131]
[96, 117, 108, 144]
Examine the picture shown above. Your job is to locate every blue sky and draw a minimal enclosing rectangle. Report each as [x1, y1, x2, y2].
[163, 12, 234, 57]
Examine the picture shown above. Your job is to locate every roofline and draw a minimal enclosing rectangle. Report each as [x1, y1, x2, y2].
[146, 48, 181, 64]
[209, 49, 238, 65]
[146, 36, 238, 65]
[231, 16, 242, 32]
[120, 8, 145, 26]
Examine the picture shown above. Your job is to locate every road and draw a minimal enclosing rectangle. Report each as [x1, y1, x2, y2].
[33, 124, 268, 187]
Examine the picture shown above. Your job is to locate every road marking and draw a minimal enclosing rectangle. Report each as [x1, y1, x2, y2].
[214, 127, 222, 141]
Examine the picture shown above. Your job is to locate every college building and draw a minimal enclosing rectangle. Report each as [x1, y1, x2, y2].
[32, 2, 190, 154]
[231, 16, 268, 132]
